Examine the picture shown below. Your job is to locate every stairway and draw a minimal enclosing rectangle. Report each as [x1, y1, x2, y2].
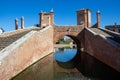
[0, 31, 30, 51]
[89, 28, 120, 44]
[0, 27, 41, 51]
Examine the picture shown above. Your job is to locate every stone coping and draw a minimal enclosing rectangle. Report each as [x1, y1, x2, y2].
[0, 27, 40, 37]
[0, 31, 37, 61]
[86, 27, 120, 48]
[0, 26, 52, 61]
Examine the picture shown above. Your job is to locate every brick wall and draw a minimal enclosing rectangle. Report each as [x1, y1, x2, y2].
[83, 28, 120, 72]
[54, 26, 84, 43]
[0, 26, 53, 80]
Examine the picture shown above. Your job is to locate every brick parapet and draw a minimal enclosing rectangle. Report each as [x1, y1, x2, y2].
[0, 27, 40, 37]
[54, 26, 84, 32]
[0, 26, 53, 80]
[83, 28, 120, 72]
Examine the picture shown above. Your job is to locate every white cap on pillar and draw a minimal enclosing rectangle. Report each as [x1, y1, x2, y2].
[50, 8, 54, 12]
[97, 9, 100, 13]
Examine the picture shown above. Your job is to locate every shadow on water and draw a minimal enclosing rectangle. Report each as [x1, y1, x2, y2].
[11, 46, 120, 80]
[56, 60, 75, 69]
[55, 49, 120, 80]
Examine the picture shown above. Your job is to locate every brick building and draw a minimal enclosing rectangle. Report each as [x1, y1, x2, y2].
[105, 23, 120, 33]
[39, 8, 99, 28]
[76, 9, 91, 27]
[14, 8, 101, 30]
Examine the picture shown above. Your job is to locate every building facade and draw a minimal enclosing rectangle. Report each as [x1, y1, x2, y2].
[105, 24, 120, 33]
[76, 9, 91, 27]
[39, 9, 54, 28]
[14, 8, 101, 30]
[39, 8, 93, 28]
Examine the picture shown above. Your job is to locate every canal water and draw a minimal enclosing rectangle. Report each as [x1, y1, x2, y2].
[11, 47, 120, 80]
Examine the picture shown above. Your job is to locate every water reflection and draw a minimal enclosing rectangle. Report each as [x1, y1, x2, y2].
[54, 47, 120, 80]
[56, 60, 75, 69]
[53, 47, 97, 80]
[54, 47, 77, 62]
[11, 46, 120, 80]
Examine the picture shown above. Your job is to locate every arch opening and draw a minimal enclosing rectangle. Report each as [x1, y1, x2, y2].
[54, 35, 80, 63]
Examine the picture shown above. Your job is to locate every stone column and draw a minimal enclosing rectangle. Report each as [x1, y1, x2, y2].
[39, 12, 43, 28]
[15, 18, 18, 30]
[97, 10, 100, 28]
[50, 9, 54, 26]
[21, 16, 24, 29]
[87, 9, 91, 27]
[84, 9, 87, 27]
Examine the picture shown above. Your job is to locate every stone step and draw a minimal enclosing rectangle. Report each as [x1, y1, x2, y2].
[90, 28, 120, 44]
[0, 27, 42, 51]
[0, 31, 30, 51]
[90, 28, 112, 37]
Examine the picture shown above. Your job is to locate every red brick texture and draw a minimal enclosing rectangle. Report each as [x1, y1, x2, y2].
[54, 26, 84, 43]
[0, 26, 53, 80]
[83, 28, 120, 72]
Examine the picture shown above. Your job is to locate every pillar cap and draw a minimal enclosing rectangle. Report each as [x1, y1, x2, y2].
[21, 16, 24, 19]
[97, 9, 100, 14]
[76, 8, 91, 12]
[50, 8, 54, 12]
[15, 18, 18, 21]
[41, 10, 43, 13]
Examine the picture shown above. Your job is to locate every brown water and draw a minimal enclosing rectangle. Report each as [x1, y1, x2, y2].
[11, 53, 94, 80]
[11, 48, 120, 80]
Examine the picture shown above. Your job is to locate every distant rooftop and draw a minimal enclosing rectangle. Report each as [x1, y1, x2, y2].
[105, 24, 120, 28]
[76, 8, 91, 12]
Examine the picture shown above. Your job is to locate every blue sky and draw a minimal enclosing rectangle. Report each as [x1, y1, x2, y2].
[0, 0, 120, 32]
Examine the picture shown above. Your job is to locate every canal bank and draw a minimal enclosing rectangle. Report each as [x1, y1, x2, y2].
[11, 47, 120, 80]
[54, 44, 76, 48]
[0, 26, 54, 80]
[11, 47, 87, 80]
[11, 53, 54, 80]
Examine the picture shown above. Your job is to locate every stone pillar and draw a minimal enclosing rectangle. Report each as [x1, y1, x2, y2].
[21, 16, 24, 29]
[15, 18, 18, 30]
[84, 9, 87, 27]
[97, 10, 100, 28]
[39, 12, 43, 28]
[87, 9, 91, 27]
[50, 9, 54, 26]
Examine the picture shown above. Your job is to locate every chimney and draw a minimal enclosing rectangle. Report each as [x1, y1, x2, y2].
[97, 10, 100, 28]
[21, 16, 24, 29]
[15, 18, 18, 30]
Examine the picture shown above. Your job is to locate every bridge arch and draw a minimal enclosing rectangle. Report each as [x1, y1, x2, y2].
[54, 34, 81, 59]
[66, 35, 81, 49]
[54, 34, 80, 47]
[53, 26, 82, 62]
[53, 26, 82, 45]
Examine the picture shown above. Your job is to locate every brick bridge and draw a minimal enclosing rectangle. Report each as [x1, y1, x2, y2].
[54, 25, 83, 44]
[54, 25, 120, 72]
[0, 9, 120, 79]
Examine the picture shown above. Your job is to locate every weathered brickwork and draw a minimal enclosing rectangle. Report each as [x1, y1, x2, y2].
[39, 11, 54, 28]
[83, 28, 120, 72]
[76, 9, 91, 27]
[54, 26, 84, 43]
[0, 27, 40, 37]
[0, 8, 120, 80]
[0, 26, 53, 80]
